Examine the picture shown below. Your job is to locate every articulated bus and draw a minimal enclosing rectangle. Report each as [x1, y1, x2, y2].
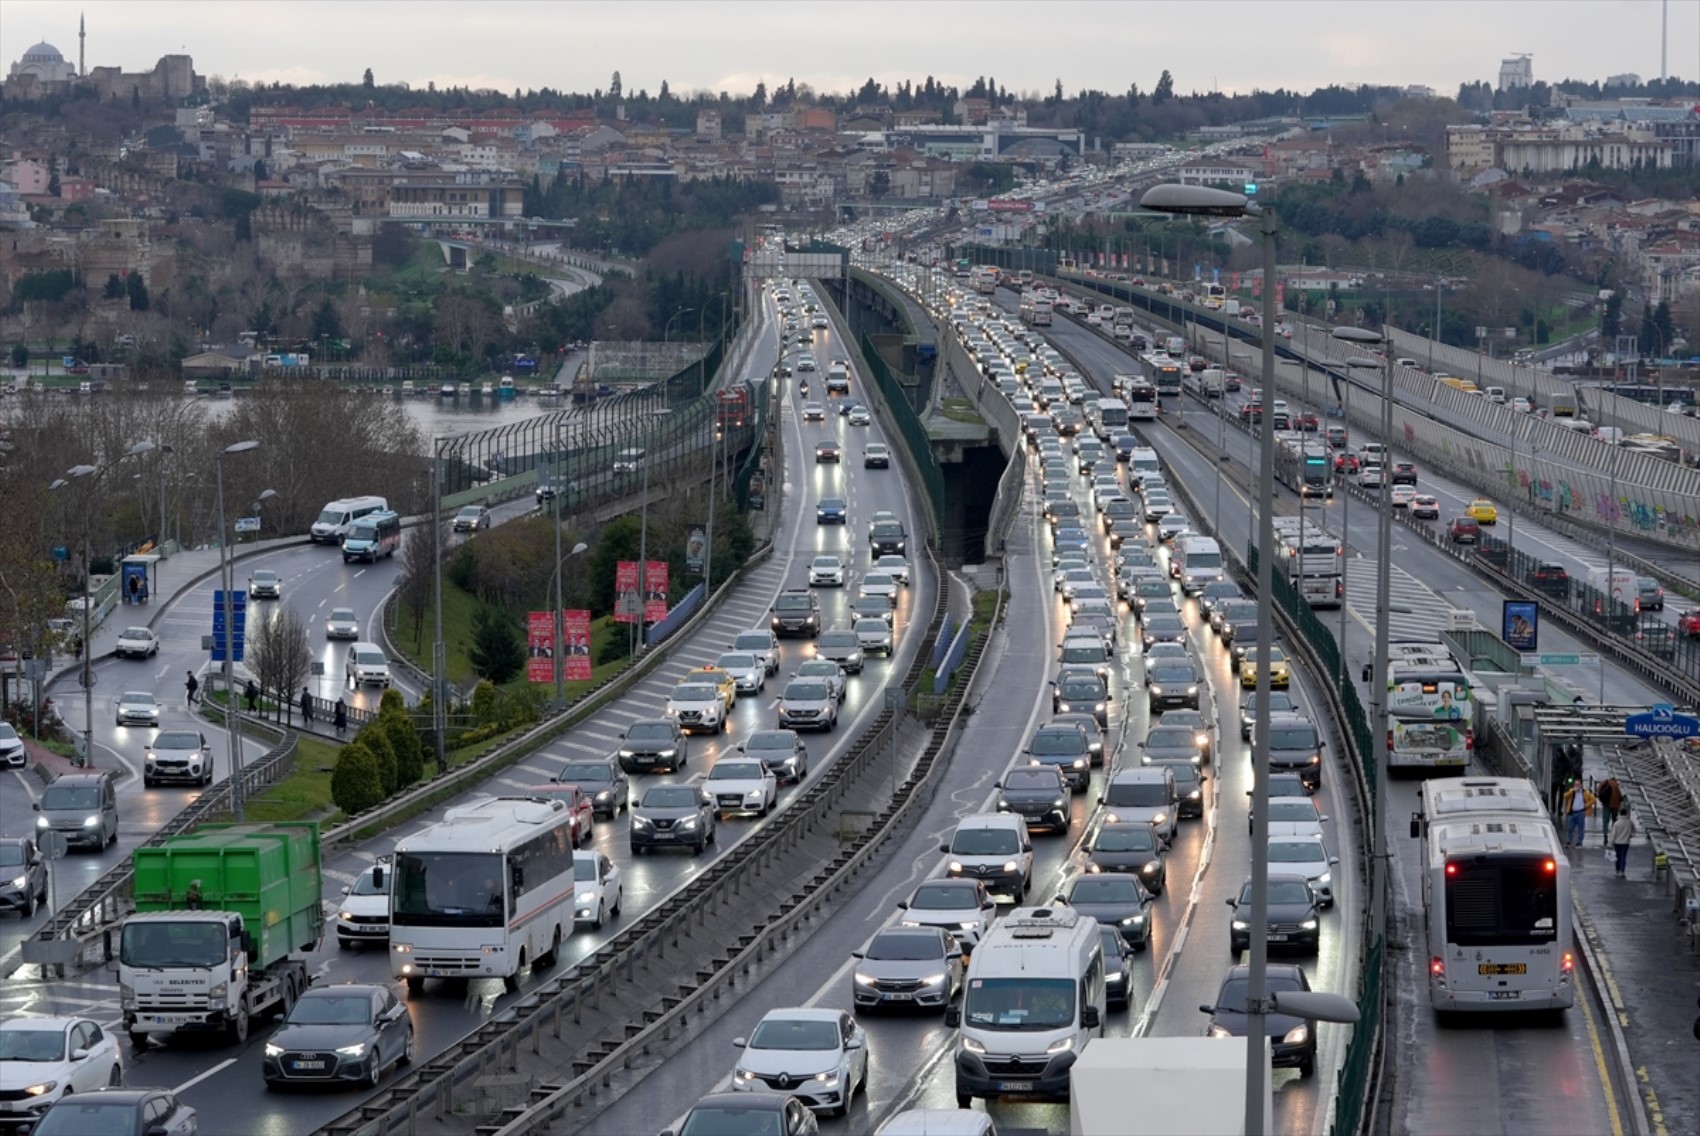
[1411, 777, 1574, 1013]
[391, 797, 579, 992]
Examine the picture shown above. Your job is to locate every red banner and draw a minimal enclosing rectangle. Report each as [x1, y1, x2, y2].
[563, 610, 592, 681]
[526, 611, 554, 683]
[644, 561, 669, 624]
[614, 561, 642, 624]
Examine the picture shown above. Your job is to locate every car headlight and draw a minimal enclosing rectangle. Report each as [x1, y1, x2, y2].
[335, 1042, 366, 1057]
[813, 1070, 840, 1085]
[1231, 920, 1249, 931]
[735, 1068, 759, 1083]
[338, 910, 355, 922]
[947, 860, 965, 873]
[1121, 914, 1144, 926]
[1195, 734, 1209, 747]
[958, 920, 980, 931]
[23, 1081, 58, 1097]
[1317, 872, 1332, 887]
[1301, 919, 1319, 931]
[617, 748, 635, 758]
[676, 816, 699, 829]
[145, 753, 157, 763]
[1053, 798, 1067, 809]
[920, 972, 948, 986]
[83, 815, 101, 827]
[1149, 685, 1162, 696]
[855, 972, 879, 987]
[1152, 813, 1167, 826]
[632, 815, 653, 829]
[1001, 860, 1019, 873]
[1309, 754, 1321, 765]
[577, 891, 598, 905]
[1056, 701, 1071, 713]
[1046, 1036, 1075, 1054]
[962, 1036, 988, 1055]
[1187, 686, 1198, 695]
[1283, 1024, 1310, 1045]
[1208, 1025, 1234, 1039]
[264, 1042, 286, 1057]
[594, 790, 612, 801]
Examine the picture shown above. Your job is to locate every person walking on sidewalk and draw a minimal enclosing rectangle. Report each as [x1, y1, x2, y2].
[334, 700, 347, 737]
[185, 671, 199, 706]
[300, 687, 314, 724]
[1610, 803, 1636, 877]
[1560, 780, 1595, 848]
[1597, 777, 1623, 846]
[244, 679, 260, 713]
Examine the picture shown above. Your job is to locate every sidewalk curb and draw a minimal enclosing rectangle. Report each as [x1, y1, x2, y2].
[1571, 881, 1654, 1136]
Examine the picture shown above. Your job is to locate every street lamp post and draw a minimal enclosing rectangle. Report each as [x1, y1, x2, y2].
[432, 432, 468, 775]
[631, 408, 674, 659]
[212, 441, 264, 820]
[663, 307, 693, 347]
[551, 529, 588, 708]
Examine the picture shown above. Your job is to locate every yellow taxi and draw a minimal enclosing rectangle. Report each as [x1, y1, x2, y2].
[684, 666, 737, 710]
[1466, 498, 1499, 524]
[1239, 645, 1291, 689]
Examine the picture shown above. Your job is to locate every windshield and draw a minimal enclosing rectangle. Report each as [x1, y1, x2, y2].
[152, 732, 199, 751]
[1069, 878, 1141, 904]
[951, 827, 1019, 855]
[775, 596, 814, 612]
[1149, 666, 1196, 685]
[573, 859, 598, 882]
[910, 883, 975, 910]
[348, 866, 388, 896]
[1062, 646, 1102, 663]
[1269, 726, 1319, 750]
[356, 650, 386, 666]
[331, 608, 356, 623]
[733, 634, 771, 652]
[717, 653, 757, 670]
[811, 557, 840, 569]
[0, 1028, 63, 1061]
[785, 681, 830, 701]
[748, 1018, 839, 1051]
[41, 786, 99, 811]
[1004, 770, 1058, 791]
[1107, 782, 1170, 807]
[1268, 802, 1318, 823]
[627, 722, 674, 743]
[287, 993, 372, 1026]
[866, 932, 945, 961]
[745, 733, 794, 753]
[33, 1101, 151, 1136]
[679, 1105, 785, 1136]
[818, 633, 857, 649]
[1254, 880, 1313, 905]
[708, 762, 763, 782]
[391, 851, 504, 926]
[1217, 974, 1304, 1009]
[0, 845, 22, 867]
[1269, 842, 1325, 865]
[1030, 730, 1084, 756]
[557, 763, 610, 784]
[963, 977, 1076, 1031]
[1060, 680, 1102, 701]
[119, 920, 227, 968]
[643, 786, 701, 809]
[1186, 553, 1223, 569]
[1096, 826, 1156, 852]
[349, 523, 377, 542]
[1146, 728, 1195, 750]
[1445, 854, 1559, 946]
[672, 685, 717, 702]
[1137, 581, 1170, 596]
[315, 508, 347, 525]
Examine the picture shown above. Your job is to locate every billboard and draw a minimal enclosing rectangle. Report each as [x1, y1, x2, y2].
[614, 561, 642, 624]
[987, 198, 1034, 214]
[645, 561, 670, 623]
[563, 610, 592, 681]
[526, 611, 555, 683]
[686, 527, 707, 575]
[1502, 600, 1539, 653]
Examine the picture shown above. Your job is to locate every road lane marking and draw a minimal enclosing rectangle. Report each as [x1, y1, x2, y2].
[174, 1057, 237, 1094]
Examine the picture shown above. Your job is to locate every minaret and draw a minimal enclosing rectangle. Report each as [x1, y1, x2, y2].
[78, 12, 85, 77]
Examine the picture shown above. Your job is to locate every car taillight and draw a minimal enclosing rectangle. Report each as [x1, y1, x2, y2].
[1561, 951, 1574, 973]
[1430, 956, 1446, 978]
[1464, 729, 1475, 751]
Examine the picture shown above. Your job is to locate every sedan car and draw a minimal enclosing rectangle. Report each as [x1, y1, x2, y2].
[115, 691, 160, 728]
[814, 441, 842, 463]
[1254, 797, 1330, 839]
[815, 497, 847, 525]
[801, 402, 827, 422]
[731, 629, 781, 675]
[851, 927, 963, 1012]
[1102, 925, 1136, 1011]
[896, 878, 996, 951]
[334, 861, 391, 947]
[553, 757, 630, 819]
[1466, 498, 1498, 524]
[21, 1089, 195, 1136]
[142, 730, 213, 788]
[0, 1017, 123, 1124]
[732, 1008, 867, 1117]
[874, 555, 909, 585]
[451, 505, 490, 532]
[325, 607, 361, 640]
[1141, 724, 1205, 769]
[630, 783, 716, 855]
[860, 572, 900, 601]
[847, 406, 872, 427]
[814, 630, 864, 676]
[1409, 493, 1441, 520]
[0, 722, 23, 768]
[1239, 645, 1291, 689]
[1267, 835, 1339, 907]
[114, 627, 159, 659]
[572, 850, 622, 928]
[1084, 822, 1167, 894]
[1389, 484, 1417, 509]
[1057, 873, 1153, 948]
[1227, 875, 1321, 955]
[854, 617, 894, 657]
[248, 569, 281, 599]
[705, 758, 779, 818]
[738, 730, 809, 784]
[262, 983, 412, 1089]
[1203, 964, 1317, 1077]
[616, 719, 689, 774]
[667, 1092, 819, 1136]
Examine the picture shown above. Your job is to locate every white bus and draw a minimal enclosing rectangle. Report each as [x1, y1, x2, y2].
[1019, 294, 1054, 327]
[1411, 777, 1574, 1013]
[1092, 397, 1129, 438]
[390, 797, 579, 992]
[1125, 382, 1158, 421]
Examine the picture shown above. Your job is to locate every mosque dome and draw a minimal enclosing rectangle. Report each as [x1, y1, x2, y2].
[22, 42, 65, 64]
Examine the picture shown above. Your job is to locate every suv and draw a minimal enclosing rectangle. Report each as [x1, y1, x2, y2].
[630, 783, 716, 856]
[1526, 562, 1571, 599]
[996, 765, 1072, 832]
[33, 771, 118, 850]
[346, 642, 392, 687]
[1102, 766, 1179, 846]
[777, 677, 838, 731]
[143, 730, 214, 788]
[616, 719, 689, 773]
[770, 589, 821, 638]
[1390, 461, 1419, 486]
[0, 835, 48, 917]
[814, 629, 865, 674]
[869, 520, 908, 556]
[1024, 721, 1093, 789]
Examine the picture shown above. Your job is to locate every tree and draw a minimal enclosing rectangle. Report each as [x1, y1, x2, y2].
[1601, 291, 1622, 339]
[103, 274, 124, 300]
[8, 342, 26, 368]
[609, 71, 622, 100]
[252, 158, 267, 181]
[468, 604, 523, 683]
[1153, 70, 1175, 104]
[361, 721, 398, 795]
[362, 68, 374, 89]
[395, 526, 435, 645]
[330, 740, 385, 815]
[310, 297, 344, 342]
[1639, 303, 1656, 356]
[126, 272, 149, 312]
[1652, 299, 1675, 356]
[247, 605, 310, 723]
[378, 689, 423, 788]
[867, 170, 891, 198]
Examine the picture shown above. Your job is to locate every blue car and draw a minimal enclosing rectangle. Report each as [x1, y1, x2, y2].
[816, 497, 847, 525]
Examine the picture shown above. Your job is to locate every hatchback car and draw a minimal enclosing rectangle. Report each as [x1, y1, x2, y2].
[248, 569, 281, 599]
[731, 629, 781, 674]
[1227, 875, 1321, 955]
[324, 607, 360, 640]
[451, 505, 490, 532]
[995, 765, 1072, 832]
[715, 652, 767, 695]
[1057, 873, 1153, 948]
[0, 836, 49, 917]
[738, 730, 809, 784]
[809, 555, 846, 587]
[1084, 822, 1167, 894]
[814, 441, 842, 464]
[1636, 576, 1665, 611]
[815, 497, 847, 525]
[874, 555, 909, 585]
[1240, 690, 1299, 740]
[731, 1009, 868, 1116]
[630, 783, 716, 855]
[851, 927, 963, 1012]
[334, 861, 392, 947]
[114, 627, 159, 659]
[0, 1017, 122, 1123]
[1526, 562, 1572, 599]
[553, 757, 630, 819]
[0, 722, 23, 768]
[115, 691, 160, 729]
[262, 983, 412, 1088]
[1448, 516, 1481, 543]
[1202, 963, 1317, 1077]
[21, 1089, 195, 1136]
[572, 850, 623, 928]
[855, 617, 895, 657]
[1267, 836, 1339, 907]
[896, 878, 996, 950]
[1409, 493, 1441, 520]
[1239, 645, 1291, 689]
[814, 630, 865, 676]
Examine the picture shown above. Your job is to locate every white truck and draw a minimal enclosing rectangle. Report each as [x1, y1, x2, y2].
[1071, 1037, 1266, 1135]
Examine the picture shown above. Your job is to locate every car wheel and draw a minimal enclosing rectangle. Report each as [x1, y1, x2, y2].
[406, 976, 424, 995]
[693, 840, 707, 857]
[399, 1030, 413, 1067]
[1299, 1053, 1315, 1078]
[363, 1053, 381, 1089]
[611, 886, 622, 918]
[956, 1091, 973, 1109]
[631, 843, 644, 856]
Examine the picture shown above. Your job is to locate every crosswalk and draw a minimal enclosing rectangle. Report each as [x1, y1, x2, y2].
[1344, 558, 1457, 642]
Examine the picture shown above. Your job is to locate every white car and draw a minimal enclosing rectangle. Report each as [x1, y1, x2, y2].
[1389, 484, 1417, 509]
[335, 861, 392, 947]
[1143, 494, 1173, 520]
[248, 569, 281, 599]
[874, 555, 910, 585]
[114, 627, 159, 659]
[1267, 835, 1339, 907]
[809, 556, 846, 588]
[1410, 493, 1441, 520]
[115, 691, 160, 728]
[796, 658, 849, 703]
[859, 572, 899, 601]
[0, 1017, 123, 1124]
[325, 607, 360, 640]
[715, 651, 767, 694]
[854, 617, 894, 656]
[0, 722, 24, 768]
[732, 1008, 869, 1116]
[705, 757, 779, 818]
[847, 406, 871, 426]
[666, 682, 726, 734]
[1157, 515, 1192, 542]
[1356, 465, 1384, 489]
[346, 643, 391, 687]
[731, 629, 781, 675]
[572, 850, 622, 928]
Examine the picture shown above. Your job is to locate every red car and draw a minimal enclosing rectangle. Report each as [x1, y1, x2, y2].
[1448, 516, 1481, 544]
[1679, 609, 1700, 639]
[519, 783, 595, 846]
[1334, 451, 1360, 474]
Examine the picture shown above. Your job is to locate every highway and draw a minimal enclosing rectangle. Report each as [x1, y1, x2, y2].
[0, 281, 944, 1135]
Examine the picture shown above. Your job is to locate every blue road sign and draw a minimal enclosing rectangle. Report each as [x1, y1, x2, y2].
[211, 589, 248, 663]
[1624, 704, 1700, 740]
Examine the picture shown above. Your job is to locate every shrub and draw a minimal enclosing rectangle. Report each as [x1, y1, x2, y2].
[329, 741, 385, 815]
[361, 724, 399, 795]
[380, 707, 424, 789]
[470, 679, 499, 725]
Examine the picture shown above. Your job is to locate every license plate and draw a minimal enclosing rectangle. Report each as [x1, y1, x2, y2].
[1479, 963, 1527, 975]
[998, 1081, 1033, 1093]
[1487, 990, 1521, 1000]
[882, 992, 913, 1001]
[633, 756, 655, 765]
[292, 1060, 325, 1070]
[1267, 934, 1288, 942]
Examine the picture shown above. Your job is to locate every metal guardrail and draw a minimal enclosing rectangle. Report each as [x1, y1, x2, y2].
[316, 546, 955, 1136]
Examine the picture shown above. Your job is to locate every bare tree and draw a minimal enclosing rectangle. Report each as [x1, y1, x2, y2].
[249, 605, 311, 724]
[395, 526, 434, 646]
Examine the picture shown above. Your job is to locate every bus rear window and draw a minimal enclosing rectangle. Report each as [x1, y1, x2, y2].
[1444, 855, 1557, 946]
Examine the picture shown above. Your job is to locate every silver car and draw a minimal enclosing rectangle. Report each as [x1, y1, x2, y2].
[115, 690, 160, 728]
[854, 617, 894, 657]
[731, 630, 781, 675]
[795, 659, 848, 704]
[715, 651, 767, 694]
[325, 607, 360, 640]
[778, 678, 837, 732]
[851, 926, 963, 1012]
[815, 630, 865, 675]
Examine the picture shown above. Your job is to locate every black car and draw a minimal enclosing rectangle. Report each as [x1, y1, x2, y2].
[1140, 614, 1188, 652]
[262, 983, 413, 1089]
[631, 783, 716, 855]
[24, 1089, 197, 1136]
[1129, 578, 1175, 615]
[1101, 925, 1135, 1010]
[1141, 724, 1205, 769]
[1113, 434, 1138, 462]
[1146, 662, 1202, 710]
[1151, 759, 1207, 819]
[1266, 714, 1325, 790]
[1025, 722, 1093, 789]
[738, 730, 809, 784]
[1241, 691, 1299, 740]
[553, 757, 630, 819]
[1050, 712, 1105, 766]
[1058, 873, 1153, 948]
[0, 834, 48, 917]
[1526, 562, 1572, 599]
[663, 1092, 820, 1136]
[614, 719, 689, 774]
[1085, 822, 1167, 894]
[869, 520, 908, 556]
[770, 589, 822, 637]
[1156, 708, 1212, 764]
[1202, 963, 1318, 1077]
[996, 765, 1072, 832]
[1052, 673, 1110, 727]
[1226, 874, 1321, 955]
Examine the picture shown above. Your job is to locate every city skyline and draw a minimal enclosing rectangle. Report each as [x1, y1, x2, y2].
[2, 0, 1695, 104]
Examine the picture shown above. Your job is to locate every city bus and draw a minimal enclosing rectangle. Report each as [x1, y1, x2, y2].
[1411, 776, 1574, 1013]
[1204, 282, 1227, 309]
[390, 797, 579, 992]
[1125, 381, 1158, 421]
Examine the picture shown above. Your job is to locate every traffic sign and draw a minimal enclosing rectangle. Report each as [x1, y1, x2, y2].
[211, 590, 248, 663]
[1625, 704, 1700, 740]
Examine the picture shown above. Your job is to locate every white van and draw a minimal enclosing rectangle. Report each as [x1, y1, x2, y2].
[1127, 448, 1162, 491]
[1176, 536, 1225, 595]
[310, 496, 390, 544]
[612, 448, 646, 473]
[939, 814, 1033, 901]
[878, 1110, 997, 1136]
[1585, 566, 1639, 609]
[1165, 335, 1186, 358]
[945, 905, 1105, 1107]
[346, 642, 392, 687]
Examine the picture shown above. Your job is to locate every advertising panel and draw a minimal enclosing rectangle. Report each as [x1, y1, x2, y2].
[686, 526, 707, 574]
[645, 561, 670, 623]
[563, 610, 592, 681]
[526, 611, 555, 683]
[1502, 600, 1539, 653]
[615, 560, 642, 624]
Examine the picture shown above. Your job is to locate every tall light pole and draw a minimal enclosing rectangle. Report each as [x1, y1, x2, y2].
[432, 431, 467, 776]
[49, 440, 156, 770]
[212, 441, 264, 820]
[551, 532, 588, 708]
[663, 307, 693, 346]
[632, 408, 674, 658]
[1334, 326, 1394, 948]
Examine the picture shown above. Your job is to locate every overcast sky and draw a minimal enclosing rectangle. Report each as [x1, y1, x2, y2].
[4, 1, 1696, 102]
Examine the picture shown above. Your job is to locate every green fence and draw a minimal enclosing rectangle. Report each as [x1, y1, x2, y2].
[1331, 936, 1384, 1136]
[856, 329, 946, 542]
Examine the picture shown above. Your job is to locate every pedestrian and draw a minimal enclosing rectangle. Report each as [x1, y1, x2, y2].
[127, 575, 140, 605]
[1610, 802, 1636, 877]
[334, 699, 347, 736]
[1560, 779, 1595, 848]
[1597, 777, 1623, 847]
[185, 671, 199, 706]
[244, 679, 259, 713]
[300, 686, 313, 723]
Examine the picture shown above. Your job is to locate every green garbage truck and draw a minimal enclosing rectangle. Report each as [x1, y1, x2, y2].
[118, 822, 323, 1048]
